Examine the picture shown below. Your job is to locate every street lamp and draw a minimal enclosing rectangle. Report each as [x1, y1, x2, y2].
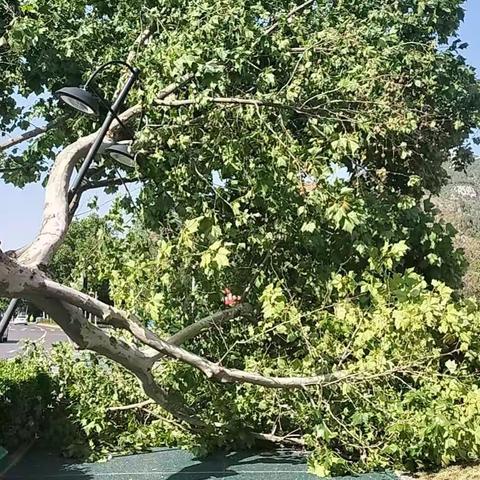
[56, 60, 140, 192]
[0, 60, 140, 341]
[55, 87, 100, 116]
[105, 141, 137, 168]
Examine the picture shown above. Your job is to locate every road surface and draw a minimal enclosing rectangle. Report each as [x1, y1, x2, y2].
[0, 323, 69, 359]
[2, 447, 402, 480]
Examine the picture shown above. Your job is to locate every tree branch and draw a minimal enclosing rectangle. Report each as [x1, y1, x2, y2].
[18, 130, 100, 266]
[290, 46, 322, 53]
[155, 96, 318, 117]
[106, 399, 155, 412]
[167, 304, 252, 346]
[113, 27, 153, 98]
[141, 408, 188, 431]
[113, 399, 191, 431]
[156, 74, 195, 101]
[0, 252, 198, 427]
[0, 244, 430, 424]
[15, 116, 128, 264]
[0, 120, 58, 153]
[265, 0, 316, 35]
[3, 268, 203, 427]
[77, 177, 137, 195]
[251, 432, 305, 447]
[0, 256, 347, 390]
[0, 166, 24, 173]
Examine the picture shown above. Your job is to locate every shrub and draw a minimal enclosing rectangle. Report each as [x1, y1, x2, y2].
[40, 343, 189, 459]
[0, 354, 52, 450]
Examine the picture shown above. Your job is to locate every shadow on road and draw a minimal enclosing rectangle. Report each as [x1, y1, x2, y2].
[4, 449, 308, 480]
[165, 450, 311, 480]
[4, 454, 94, 480]
[3, 447, 401, 479]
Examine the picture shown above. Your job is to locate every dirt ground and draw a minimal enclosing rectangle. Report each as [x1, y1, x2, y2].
[417, 465, 480, 480]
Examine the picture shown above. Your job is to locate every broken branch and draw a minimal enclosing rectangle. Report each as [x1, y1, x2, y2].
[167, 304, 252, 346]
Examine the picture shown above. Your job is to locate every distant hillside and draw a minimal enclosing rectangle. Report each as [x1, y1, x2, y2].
[436, 158, 480, 296]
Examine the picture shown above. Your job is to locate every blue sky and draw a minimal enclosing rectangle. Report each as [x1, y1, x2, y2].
[1, 0, 480, 251]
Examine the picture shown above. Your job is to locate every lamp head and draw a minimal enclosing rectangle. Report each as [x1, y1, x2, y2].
[55, 87, 99, 116]
[105, 142, 136, 168]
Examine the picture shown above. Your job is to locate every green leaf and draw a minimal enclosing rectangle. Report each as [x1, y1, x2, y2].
[301, 221, 316, 233]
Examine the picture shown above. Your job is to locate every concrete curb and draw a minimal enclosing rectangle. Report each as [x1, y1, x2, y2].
[35, 322, 61, 330]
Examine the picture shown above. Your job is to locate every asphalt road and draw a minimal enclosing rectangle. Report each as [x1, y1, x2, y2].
[0, 323, 70, 359]
[3, 447, 402, 480]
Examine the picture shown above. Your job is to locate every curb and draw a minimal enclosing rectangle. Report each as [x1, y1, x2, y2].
[35, 322, 61, 330]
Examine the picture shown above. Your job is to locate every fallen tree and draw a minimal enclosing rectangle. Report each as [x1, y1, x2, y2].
[1, 0, 480, 475]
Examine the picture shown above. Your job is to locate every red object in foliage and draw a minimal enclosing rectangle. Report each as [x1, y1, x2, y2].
[223, 288, 242, 307]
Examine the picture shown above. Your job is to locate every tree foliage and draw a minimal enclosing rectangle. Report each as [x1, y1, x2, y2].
[1, 0, 480, 475]
[49, 215, 113, 303]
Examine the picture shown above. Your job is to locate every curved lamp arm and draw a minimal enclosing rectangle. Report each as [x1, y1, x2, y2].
[84, 60, 140, 131]
[84, 60, 138, 89]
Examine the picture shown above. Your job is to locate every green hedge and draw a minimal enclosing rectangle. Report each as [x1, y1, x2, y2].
[0, 356, 53, 450]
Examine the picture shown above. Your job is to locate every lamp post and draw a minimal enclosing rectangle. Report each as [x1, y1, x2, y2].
[0, 60, 140, 341]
